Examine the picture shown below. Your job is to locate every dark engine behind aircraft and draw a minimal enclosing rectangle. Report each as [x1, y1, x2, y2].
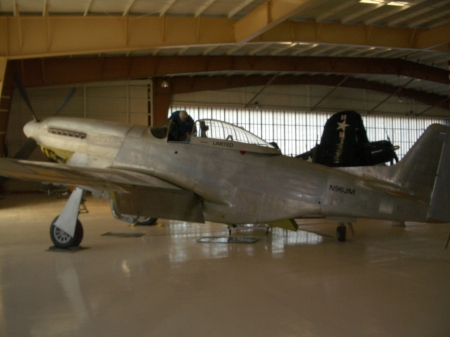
[297, 110, 399, 167]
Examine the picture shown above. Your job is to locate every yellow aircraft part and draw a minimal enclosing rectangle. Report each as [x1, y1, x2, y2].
[41, 146, 74, 164]
[267, 219, 298, 231]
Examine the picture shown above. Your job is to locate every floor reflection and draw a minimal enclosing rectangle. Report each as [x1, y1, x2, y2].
[52, 257, 94, 336]
[156, 219, 326, 262]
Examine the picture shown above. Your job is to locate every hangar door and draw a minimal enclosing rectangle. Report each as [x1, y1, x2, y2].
[170, 106, 447, 159]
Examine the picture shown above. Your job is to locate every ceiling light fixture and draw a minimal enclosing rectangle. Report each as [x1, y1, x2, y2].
[359, 0, 408, 5]
[359, 0, 383, 4]
[161, 79, 169, 88]
[387, 1, 408, 6]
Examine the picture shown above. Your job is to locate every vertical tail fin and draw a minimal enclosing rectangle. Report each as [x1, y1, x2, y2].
[389, 124, 450, 221]
[427, 126, 450, 222]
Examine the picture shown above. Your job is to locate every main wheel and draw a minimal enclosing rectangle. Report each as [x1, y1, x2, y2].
[136, 217, 158, 226]
[336, 225, 347, 242]
[50, 216, 84, 248]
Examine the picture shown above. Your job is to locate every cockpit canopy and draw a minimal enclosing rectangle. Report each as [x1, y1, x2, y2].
[193, 119, 273, 147]
[150, 119, 281, 155]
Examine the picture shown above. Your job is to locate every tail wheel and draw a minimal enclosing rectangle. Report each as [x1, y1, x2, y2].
[50, 216, 84, 248]
[336, 225, 347, 242]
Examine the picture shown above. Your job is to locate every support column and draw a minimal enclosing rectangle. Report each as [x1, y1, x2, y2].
[0, 58, 6, 96]
[153, 78, 171, 126]
[0, 58, 13, 158]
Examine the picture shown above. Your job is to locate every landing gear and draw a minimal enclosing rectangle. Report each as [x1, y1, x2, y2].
[50, 187, 85, 249]
[336, 223, 347, 242]
[50, 216, 84, 248]
[227, 224, 237, 235]
[336, 222, 354, 242]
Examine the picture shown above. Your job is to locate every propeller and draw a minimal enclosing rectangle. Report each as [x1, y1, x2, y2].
[13, 73, 39, 121]
[386, 134, 399, 165]
[54, 87, 76, 116]
[9, 73, 76, 160]
[12, 138, 38, 160]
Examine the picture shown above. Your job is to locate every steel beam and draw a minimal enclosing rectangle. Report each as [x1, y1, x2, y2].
[159, 0, 177, 17]
[0, 16, 448, 60]
[7, 56, 448, 111]
[256, 21, 449, 53]
[367, 78, 415, 113]
[310, 75, 349, 110]
[228, 0, 255, 18]
[9, 56, 446, 87]
[123, 0, 136, 16]
[0, 16, 235, 59]
[234, 0, 321, 43]
[416, 22, 450, 50]
[244, 72, 280, 107]
[195, 0, 217, 17]
[164, 74, 449, 112]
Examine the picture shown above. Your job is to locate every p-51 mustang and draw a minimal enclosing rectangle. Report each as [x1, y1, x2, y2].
[1, 102, 450, 248]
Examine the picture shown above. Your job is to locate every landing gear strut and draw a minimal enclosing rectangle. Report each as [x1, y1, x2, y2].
[336, 222, 354, 242]
[50, 187, 85, 249]
[336, 223, 346, 242]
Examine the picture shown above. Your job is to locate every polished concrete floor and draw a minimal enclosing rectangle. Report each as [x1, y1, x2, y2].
[0, 192, 450, 337]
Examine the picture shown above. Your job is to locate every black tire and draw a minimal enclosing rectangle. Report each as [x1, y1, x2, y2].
[336, 225, 346, 242]
[50, 216, 84, 248]
[137, 217, 158, 226]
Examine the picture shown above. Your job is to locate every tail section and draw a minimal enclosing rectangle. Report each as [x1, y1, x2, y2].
[427, 126, 450, 222]
[389, 124, 450, 222]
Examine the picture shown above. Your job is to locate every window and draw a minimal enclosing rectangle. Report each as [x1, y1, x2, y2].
[170, 106, 447, 159]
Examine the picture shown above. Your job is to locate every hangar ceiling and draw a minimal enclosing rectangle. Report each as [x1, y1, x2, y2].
[0, 0, 449, 128]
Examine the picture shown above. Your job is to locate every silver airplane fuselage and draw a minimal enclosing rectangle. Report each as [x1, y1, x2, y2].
[22, 117, 442, 225]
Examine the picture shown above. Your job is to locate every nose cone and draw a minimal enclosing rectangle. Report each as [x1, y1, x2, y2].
[23, 120, 39, 139]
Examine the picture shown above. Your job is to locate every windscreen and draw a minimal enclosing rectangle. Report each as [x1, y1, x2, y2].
[194, 119, 275, 148]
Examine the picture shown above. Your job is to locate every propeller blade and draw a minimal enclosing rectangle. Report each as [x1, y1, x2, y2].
[13, 138, 37, 160]
[13, 73, 39, 121]
[54, 87, 76, 116]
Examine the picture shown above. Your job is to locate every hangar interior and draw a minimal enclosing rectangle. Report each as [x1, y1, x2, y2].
[0, 0, 450, 336]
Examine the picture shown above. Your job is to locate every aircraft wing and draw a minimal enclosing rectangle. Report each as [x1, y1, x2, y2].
[0, 158, 204, 223]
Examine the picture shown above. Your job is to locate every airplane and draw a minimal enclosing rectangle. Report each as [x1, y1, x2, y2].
[1, 85, 449, 249]
[297, 110, 399, 166]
